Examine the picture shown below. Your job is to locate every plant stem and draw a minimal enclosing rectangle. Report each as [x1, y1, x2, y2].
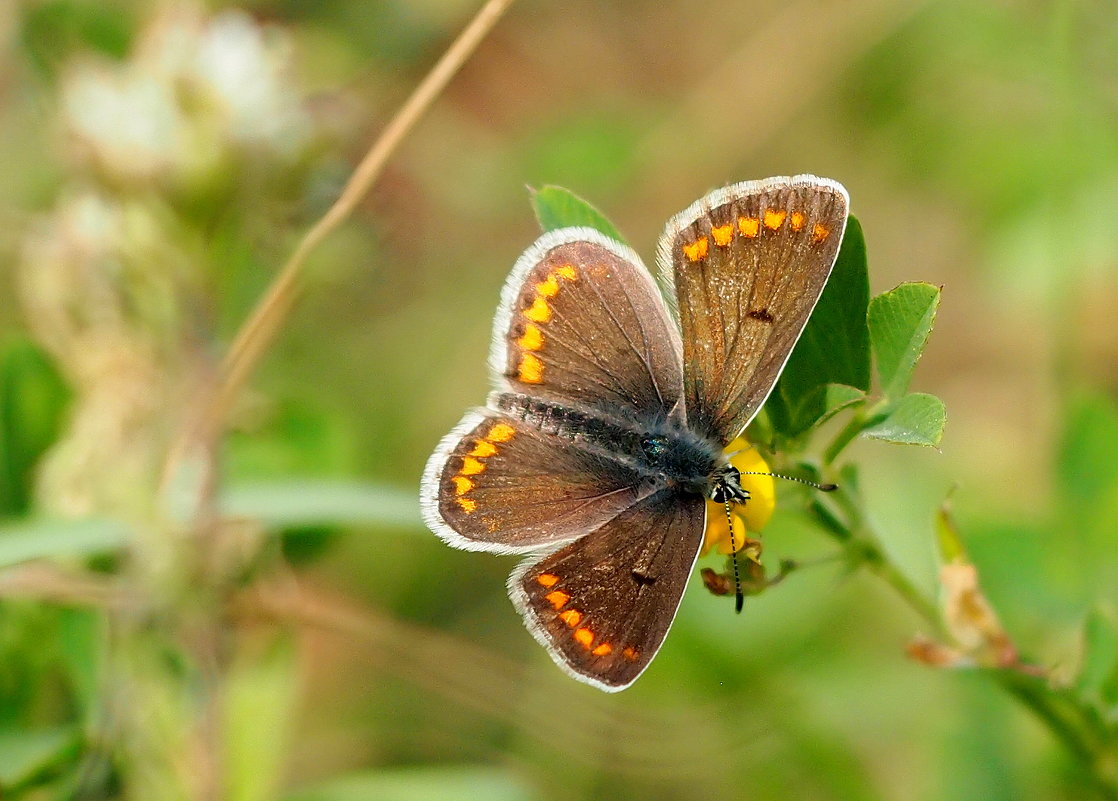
[827, 471, 1118, 797]
[859, 541, 941, 629]
[823, 411, 866, 465]
[826, 484, 942, 630]
[996, 672, 1118, 800]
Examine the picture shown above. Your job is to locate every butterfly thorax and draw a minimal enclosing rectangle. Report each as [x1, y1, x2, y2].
[494, 392, 733, 499]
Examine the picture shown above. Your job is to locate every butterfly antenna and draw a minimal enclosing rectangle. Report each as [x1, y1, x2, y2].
[738, 472, 838, 492]
[724, 501, 744, 613]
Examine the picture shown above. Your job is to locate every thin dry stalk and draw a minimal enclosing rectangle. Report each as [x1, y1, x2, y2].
[162, 0, 518, 486]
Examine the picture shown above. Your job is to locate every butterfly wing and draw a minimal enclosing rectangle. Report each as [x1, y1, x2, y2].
[421, 410, 653, 553]
[509, 488, 706, 691]
[423, 227, 683, 552]
[490, 227, 684, 420]
[657, 175, 849, 444]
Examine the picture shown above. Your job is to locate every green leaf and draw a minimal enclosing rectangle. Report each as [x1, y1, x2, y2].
[862, 392, 946, 446]
[935, 495, 968, 564]
[21, 0, 134, 82]
[0, 339, 71, 516]
[769, 216, 871, 436]
[1077, 606, 1118, 709]
[220, 481, 419, 529]
[0, 725, 80, 788]
[0, 481, 419, 569]
[530, 185, 625, 243]
[0, 518, 130, 568]
[285, 767, 538, 801]
[788, 383, 866, 435]
[867, 282, 940, 400]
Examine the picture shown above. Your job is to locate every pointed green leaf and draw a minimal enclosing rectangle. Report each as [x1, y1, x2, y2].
[530, 185, 625, 243]
[285, 767, 538, 801]
[862, 392, 946, 446]
[935, 495, 968, 564]
[0, 482, 421, 570]
[0, 518, 130, 568]
[868, 282, 940, 400]
[220, 481, 419, 529]
[770, 216, 871, 436]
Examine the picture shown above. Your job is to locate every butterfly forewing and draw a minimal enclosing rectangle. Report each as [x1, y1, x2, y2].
[510, 489, 706, 691]
[421, 410, 652, 553]
[491, 228, 684, 421]
[657, 176, 848, 444]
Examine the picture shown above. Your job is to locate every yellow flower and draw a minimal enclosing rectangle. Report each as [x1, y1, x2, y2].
[701, 438, 775, 556]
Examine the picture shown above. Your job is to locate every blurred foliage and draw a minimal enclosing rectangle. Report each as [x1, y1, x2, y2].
[1, 1, 1118, 800]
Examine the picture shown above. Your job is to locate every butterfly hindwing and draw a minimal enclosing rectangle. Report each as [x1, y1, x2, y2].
[420, 410, 653, 553]
[491, 228, 684, 421]
[509, 489, 706, 691]
[657, 175, 849, 444]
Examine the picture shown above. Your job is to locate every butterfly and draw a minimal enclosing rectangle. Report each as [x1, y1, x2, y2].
[420, 175, 849, 691]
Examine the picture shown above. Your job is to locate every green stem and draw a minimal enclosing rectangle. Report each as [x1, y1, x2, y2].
[823, 401, 893, 465]
[996, 672, 1118, 800]
[858, 541, 941, 629]
[819, 466, 1118, 797]
[823, 413, 865, 465]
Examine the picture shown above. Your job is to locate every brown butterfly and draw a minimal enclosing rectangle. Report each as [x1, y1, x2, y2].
[421, 176, 849, 691]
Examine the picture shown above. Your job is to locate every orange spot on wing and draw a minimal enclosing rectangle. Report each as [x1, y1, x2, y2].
[536, 275, 561, 298]
[738, 216, 760, 237]
[682, 237, 709, 262]
[487, 423, 515, 443]
[592, 643, 613, 656]
[517, 323, 544, 351]
[559, 609, 582, 627]
[554, 264, 578, 281]
[456, 497, 477, 513]
[469, 440, 498, 458]
[710, 223, 733, 246]
[517, 352, 544, 384]
[545, 590, 570, 609]
[451, 476, 473, 495]
[574, 627, 595, 648]
[523, 297, 552, 323]
[622, 646, 639, 661]
[537, 573, 559, 588]
[763, 209, 787, 230]
[790, 211, 806, 231]
[460, 457, 485, 476]
[812, 222, 830, 242]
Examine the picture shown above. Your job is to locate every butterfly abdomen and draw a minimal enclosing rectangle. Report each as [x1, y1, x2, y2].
[493, 392, 721, 495]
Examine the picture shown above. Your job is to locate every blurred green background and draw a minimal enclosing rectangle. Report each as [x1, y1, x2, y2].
[2, 0, 1118, 799]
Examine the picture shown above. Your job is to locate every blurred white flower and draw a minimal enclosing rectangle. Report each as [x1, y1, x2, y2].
[191, 11, 309, 151]
[61, 5, 311, 184]
[63, 65, 181, 181]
